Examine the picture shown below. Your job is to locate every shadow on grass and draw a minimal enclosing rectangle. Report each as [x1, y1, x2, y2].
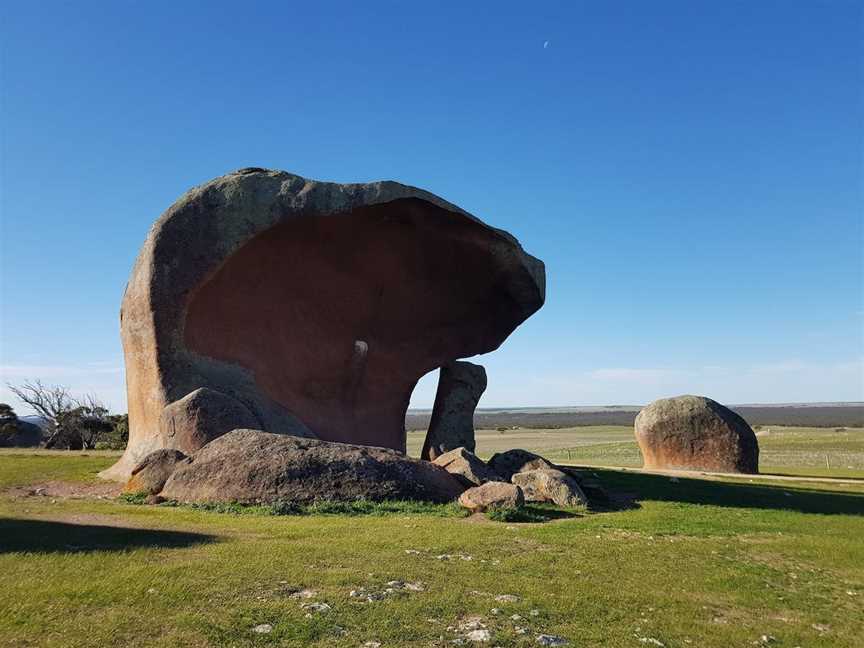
[0, 518, 218, 553]
[487, 504, 586, 523]
[759, 470, 864, 482]
[586, 469, 864, 516]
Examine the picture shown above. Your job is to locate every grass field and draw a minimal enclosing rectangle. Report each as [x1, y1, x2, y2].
[2, 428, 863, 647]
[406, 426, 864, 479]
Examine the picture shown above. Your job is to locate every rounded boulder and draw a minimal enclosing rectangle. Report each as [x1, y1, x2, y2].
[635, 395, 759, 474]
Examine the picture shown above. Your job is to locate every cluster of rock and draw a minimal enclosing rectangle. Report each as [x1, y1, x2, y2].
[105, 168, 585, 515]
[451, 448, 590, 512]
[107, 168, 761, 513]
[123, 429, 595, 514]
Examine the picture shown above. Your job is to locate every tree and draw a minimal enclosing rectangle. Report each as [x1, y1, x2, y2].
[0, 403, 19, 442]
[55, 396, 113, 449]
[103, 413, 129, 449]
[7, 380, 75, 446]
[6, 381, 114, 449]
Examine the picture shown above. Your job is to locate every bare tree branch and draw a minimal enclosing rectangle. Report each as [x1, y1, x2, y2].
[6, 380, 76, 446]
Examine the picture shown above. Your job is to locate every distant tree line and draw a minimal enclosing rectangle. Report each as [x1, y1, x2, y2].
[1, 380, 128, 450]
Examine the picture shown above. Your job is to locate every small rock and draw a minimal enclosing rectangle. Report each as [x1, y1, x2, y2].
[252, 624, 273, 634]
[458, 481, 524, 512]
[300, 602, 331, 613]
[432, 447, 500, 487]
[288, 588, 317, 599]
[488, 449, 555, 480]
[362, 642, 382, 648]
[529, 609, 540, 616]
[510, 614, 522, 621]
[536, 635, 569, 646]
[512, 469, 587, 508]
[350, 587, 384, 602]
[495, 594, 520, 603]
[465, 629, 491, 643]
[458, 617, 486, 632]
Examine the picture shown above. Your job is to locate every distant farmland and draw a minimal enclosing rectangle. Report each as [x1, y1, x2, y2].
[405, 403, 864, 431]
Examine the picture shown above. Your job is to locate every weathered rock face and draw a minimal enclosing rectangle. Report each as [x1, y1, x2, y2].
[511, 469, 588, 508]
[123, 449, 188, 495]
[488, 449, 555, 481]
[103, 169, 545, 480]
[431, 447, 500, 487]
[457, 481, 524, 512]
[159, 388, 260, 452]
[159, 429, 466, 504]
[421, 361, 487, 461]
[635, 395, 759, 474]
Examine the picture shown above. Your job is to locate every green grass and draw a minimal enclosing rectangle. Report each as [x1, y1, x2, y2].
[123, 496, 468, 518]
[1, 450, 863, 647]
[491, 426, 864, 479]
[0, 450, 119, 488]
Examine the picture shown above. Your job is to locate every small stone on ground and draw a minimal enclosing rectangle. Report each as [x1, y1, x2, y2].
[536, 635, 569, 646]
[465, 629, 491, 642]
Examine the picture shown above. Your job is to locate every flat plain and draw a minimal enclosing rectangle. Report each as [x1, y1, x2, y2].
[2, 426, 863, 647]
[409, 425, 864, 478]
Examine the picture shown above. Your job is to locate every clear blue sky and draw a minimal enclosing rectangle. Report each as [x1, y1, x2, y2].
[1, 1, 862, 413]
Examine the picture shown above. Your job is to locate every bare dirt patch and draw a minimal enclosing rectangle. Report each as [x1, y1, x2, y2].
[5, 479, 122, 500]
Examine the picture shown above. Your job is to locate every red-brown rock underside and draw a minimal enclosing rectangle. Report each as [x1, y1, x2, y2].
[184, 201, 522, 451]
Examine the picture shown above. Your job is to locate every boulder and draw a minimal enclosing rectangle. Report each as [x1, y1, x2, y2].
[159, 429, 465, 504]
[635, 395, 759, 474]
[457, 481, 524, 512]
[511, 469, 588, 508]
[431, 447, 500, 487]
[421, 361, 487, 460]
[102, 168, 545, 480]
[488, 449, 555, 481]
[556, 467, 609, 504]
[123, 449, 188, 495]
[158, 387, 260, 453]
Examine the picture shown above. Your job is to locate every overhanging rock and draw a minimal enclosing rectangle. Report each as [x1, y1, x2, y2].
[102, 168, 545, 480]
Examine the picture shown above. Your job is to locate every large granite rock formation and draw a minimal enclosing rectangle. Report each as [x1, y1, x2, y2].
[421, 361, 487, 460]
[635, 395, 759, 474]
[159, 430, 465, 504]
[103, 169, 545, 480]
